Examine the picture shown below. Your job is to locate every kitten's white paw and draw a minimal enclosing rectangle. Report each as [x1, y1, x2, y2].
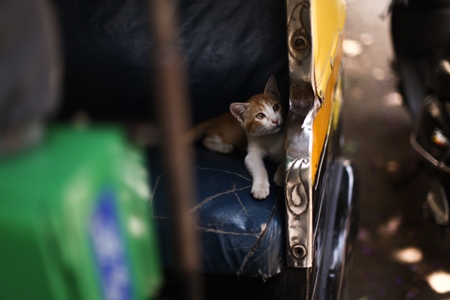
[274, 172, 284, 187]
[274, 165, 284, 187]
[251, 181, 270, 200]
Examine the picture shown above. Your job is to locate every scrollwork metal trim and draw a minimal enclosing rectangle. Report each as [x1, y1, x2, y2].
[287, 1, 311, 66]
[285, 157, 310, 215]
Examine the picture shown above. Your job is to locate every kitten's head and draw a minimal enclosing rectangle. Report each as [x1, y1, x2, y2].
[230, 75, 283, 137]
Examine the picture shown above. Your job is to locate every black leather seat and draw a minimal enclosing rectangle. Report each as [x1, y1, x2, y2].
[148, 147, 285, 278]
[54, 0, 289, 280]
[53, 0, 358, 299]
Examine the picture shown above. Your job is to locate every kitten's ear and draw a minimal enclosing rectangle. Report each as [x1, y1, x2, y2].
[230, 102, 249, 123]
[264, 75, 281, 99]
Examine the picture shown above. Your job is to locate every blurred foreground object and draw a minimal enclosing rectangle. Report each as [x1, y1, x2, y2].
[0, 0, 161, 299]
[0, 127, 161, 299]
[148, 0, 203, 299]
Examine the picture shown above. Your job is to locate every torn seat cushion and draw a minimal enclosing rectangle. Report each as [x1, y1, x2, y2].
[147, 147, 285, 278]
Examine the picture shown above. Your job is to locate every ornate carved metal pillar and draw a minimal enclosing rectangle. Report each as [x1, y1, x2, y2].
[284, 0, 347, 271]
[285, 0, 315, 269]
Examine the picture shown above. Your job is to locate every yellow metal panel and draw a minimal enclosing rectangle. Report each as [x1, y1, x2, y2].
[310, 0, 346, 94]
[311, 37, 344, 184]
[308, 0, 346, 184]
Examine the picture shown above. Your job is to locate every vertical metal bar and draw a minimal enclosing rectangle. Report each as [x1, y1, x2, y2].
[148, 1, 204, 299]
[285, 0, 315, 269]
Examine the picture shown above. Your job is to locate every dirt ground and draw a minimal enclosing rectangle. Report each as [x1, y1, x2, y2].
[344, 1, 450, 299]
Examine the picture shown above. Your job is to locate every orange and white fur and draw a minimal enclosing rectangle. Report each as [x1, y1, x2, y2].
[188, 76, 285, 199]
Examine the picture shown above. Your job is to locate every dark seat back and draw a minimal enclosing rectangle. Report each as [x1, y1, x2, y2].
[53, 0, 289, 124]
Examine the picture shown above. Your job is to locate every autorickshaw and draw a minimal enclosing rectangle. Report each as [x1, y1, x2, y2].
[0, 0, 357, 299]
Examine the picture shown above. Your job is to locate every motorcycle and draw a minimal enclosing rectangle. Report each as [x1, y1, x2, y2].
[390, 0, 450, 226]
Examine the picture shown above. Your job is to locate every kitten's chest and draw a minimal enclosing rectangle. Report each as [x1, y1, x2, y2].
[266, 134, 284, 159]
[250, 132, 284, 161]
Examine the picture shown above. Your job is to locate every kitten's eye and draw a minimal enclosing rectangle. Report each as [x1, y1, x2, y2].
[273, 104, 280, 112]
[256, 113, 266, 120]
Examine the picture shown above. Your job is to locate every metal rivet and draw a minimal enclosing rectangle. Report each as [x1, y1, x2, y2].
[291, 29, 309, 52]
[293, 36, 307, 51]
[318, 90, 324, 99]
[292, 244, 307, 259]
[318, 90, 325, 105]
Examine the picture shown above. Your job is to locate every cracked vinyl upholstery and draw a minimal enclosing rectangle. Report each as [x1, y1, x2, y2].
[147, 148, 286, 278]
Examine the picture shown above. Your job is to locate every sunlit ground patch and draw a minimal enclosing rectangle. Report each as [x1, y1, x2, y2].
[343, 39, 363, 57]
[377, 215, 402, 237]
[392, 247, 423, 264]
[383, 92, 403, 107]
[426, 271, 450, 294]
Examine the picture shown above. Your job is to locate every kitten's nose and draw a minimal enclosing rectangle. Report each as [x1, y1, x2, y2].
[272, 118, 279, 126]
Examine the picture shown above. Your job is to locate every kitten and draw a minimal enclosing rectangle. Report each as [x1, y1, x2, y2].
[187, 75, 285, 200]
[230, 76, 285, 199]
